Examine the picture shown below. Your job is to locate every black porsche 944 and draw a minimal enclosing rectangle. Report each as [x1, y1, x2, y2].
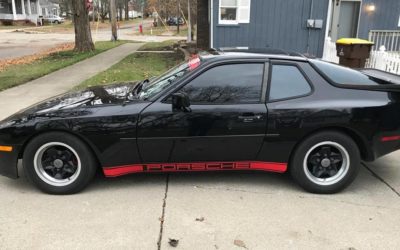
[1, 49, 400, 194]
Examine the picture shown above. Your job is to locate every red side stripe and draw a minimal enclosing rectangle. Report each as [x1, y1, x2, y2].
[381, 135, 400, 142]
[103, 161, 287, 177]
[250, 162, 287, 172]
[103, 165, 143, 177]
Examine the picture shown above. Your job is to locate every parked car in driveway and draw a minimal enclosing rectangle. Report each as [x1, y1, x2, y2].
[43, 15, 64, 24]
[1, 49, 400, 195]
[167, 17, 185, 26]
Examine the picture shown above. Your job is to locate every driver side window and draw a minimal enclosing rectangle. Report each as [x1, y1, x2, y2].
[180, 63, 264, 104]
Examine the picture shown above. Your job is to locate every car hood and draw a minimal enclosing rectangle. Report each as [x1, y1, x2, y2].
[1, 82, 142, 124]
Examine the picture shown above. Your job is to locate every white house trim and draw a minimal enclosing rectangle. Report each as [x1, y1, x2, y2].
[11, 0, 17, 20]
[210, 0, 214, 48]
[324, 0, 332, 41]
[36, 0, 41, 15]
[218, 0, 251, 25]
[27, 0, 32, 15]
[21, 0, 26, 15]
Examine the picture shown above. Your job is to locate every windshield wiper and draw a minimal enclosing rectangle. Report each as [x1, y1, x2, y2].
[124, 79, 149, 101]
[134, 79, 149, 96]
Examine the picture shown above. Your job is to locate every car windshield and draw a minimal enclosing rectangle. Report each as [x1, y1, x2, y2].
[138, 56, 201, 100]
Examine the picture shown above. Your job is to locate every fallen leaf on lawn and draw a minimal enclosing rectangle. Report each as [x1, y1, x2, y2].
[168, 238, 179, 247]
[0, 43, 74, 72]
[195, 217, 205, 222]
[234, 239, 247, 249]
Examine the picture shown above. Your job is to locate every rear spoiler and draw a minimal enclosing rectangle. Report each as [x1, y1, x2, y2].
[348, 68, 400, 92]
[359, 68, 400, 85]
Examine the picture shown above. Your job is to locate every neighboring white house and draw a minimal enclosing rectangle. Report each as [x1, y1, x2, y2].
[0, 0, 59, 24]
[39, 0, 59, 16]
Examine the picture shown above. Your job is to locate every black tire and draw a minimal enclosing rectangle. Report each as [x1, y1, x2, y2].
[54, 20, 59, 24]
[23, 132, 97, 194]
[290, 131, 360, 194]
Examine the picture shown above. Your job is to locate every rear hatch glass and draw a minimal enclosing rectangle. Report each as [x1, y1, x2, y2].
[311, 60, 382, 85]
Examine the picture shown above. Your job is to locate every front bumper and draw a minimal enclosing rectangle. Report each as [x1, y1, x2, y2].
[0, 145, 21, 179]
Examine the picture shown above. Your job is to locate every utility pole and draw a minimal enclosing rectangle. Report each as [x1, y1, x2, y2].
[141, 0, 144, 26]
[177, 0, 180, 34]
[110, 0, 118, 41]
[157, 0, 161, 27]
[187, 0, 191, 42]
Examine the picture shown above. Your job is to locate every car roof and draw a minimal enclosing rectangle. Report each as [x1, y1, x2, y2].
[199, 48, 309, 62]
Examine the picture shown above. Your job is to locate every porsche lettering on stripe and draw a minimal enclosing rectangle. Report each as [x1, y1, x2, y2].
[103, 161, 287, 177]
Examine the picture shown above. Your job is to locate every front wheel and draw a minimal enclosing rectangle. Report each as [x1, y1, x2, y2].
[290, 131, 360, 194]
[23, 132, 97, 194]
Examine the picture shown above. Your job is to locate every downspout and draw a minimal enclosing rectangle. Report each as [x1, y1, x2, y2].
[306, 0, 314, 54]
[210, 0, 214, 49]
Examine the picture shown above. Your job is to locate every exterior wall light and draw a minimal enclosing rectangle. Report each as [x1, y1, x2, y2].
[366, 4, 376, 12]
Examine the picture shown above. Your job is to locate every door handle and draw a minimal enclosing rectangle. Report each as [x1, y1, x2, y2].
[238, 113, 262, 122]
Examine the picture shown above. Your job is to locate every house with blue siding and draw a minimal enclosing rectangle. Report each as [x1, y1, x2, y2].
[197, 0, 400, 57]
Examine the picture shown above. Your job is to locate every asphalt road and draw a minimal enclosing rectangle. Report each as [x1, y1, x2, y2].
[0, 20, 184, 60]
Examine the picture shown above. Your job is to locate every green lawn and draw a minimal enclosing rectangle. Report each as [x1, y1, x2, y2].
[0, 41, 127, 91]
[77, 43, 185, 89]
[138, 40, 178, 51]
[141, 25, 189, 37]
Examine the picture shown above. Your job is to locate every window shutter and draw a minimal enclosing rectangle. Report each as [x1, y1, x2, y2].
[237, 0, 251, 23]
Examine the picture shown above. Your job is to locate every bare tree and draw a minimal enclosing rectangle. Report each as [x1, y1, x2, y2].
[72, 0, 95, 52]
[98, 0, 109, 23]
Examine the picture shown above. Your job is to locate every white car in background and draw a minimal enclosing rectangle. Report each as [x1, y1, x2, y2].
[43, 15, 64, 24]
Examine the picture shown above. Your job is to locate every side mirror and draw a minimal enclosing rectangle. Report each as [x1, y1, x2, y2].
[172, 92, 191, 112]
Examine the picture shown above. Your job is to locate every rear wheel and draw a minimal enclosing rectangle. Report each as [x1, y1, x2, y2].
[290, 131, 360, 194]
[23, 132, 97, 194]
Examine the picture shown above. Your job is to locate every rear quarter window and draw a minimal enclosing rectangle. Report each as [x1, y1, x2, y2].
[269, 64, 312, 101]
[311, 60, 380, 86]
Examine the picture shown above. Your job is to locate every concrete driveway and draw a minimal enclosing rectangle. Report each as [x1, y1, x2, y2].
[0, 154, 399, 249]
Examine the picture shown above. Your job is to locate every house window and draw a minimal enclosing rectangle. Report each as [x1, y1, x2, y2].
[219, 0, 251, 25]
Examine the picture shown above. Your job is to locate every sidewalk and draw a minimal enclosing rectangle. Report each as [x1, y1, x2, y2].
[0, 43, 143, 120]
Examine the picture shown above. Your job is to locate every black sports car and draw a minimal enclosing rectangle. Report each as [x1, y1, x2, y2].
[1, 50, 400, 194]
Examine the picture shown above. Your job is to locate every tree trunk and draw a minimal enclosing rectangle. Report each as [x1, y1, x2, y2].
[124, 0, 129, 20]
[72, 0, 95, 52]
[196, 0, 209, 49]
[110, 0, 118, 41]
[119, 7, 123, 21]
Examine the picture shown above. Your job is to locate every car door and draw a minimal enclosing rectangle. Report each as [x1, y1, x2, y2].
[137, 61, 269, 163]
[257, 60, 314, 163]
